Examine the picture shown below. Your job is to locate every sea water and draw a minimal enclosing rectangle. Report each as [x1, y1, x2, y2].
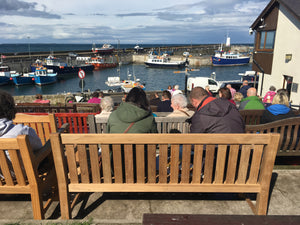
[1, 63, 253, 96]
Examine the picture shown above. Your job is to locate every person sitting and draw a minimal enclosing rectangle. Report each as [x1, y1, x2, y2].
[218, 87, 235, 105]
[157, 90, 173, 112]
[0, 90, 42, 152]
[226, 84, 236, 100]
[34, 94, 50, 104]
[189, 87, 244, 133]
[261, 92, 296, 124]
[205, 85, 213, 96]
[239, 87, 265, 110]
[95, 96, 114, 119]
[172, 85, 183, 96]
[233, 92, 244, 109]
[88, 91, 101, 104]
[263, 85, 276, 107]
[149, 92, 161, 106]
[167, 94, 194, 118]
[239, 80, 250, 98]
[107, 87, 157, 133]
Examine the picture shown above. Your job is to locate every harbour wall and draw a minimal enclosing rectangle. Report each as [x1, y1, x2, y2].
[3, 44, 252, 72]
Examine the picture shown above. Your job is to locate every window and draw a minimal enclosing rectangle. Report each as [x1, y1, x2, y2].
[259, 31, 275, 50]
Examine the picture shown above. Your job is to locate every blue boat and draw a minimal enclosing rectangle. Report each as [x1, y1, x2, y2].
[31, 55, 94, 75]
[212, 45, 250, 66]
[33, 67, 57, 86]
[0, 65, 11, 85]
[11, 72, 35, 86]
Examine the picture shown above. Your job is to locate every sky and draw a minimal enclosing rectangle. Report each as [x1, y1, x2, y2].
[0, 0, 269, 44]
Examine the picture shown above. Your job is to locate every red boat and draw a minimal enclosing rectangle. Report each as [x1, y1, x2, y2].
[87, 56, 118, 70]
[92, 43, 114, 54]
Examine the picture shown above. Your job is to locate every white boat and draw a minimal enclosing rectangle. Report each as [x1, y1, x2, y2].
[144, 51, 187, 68]
[0, 65, 11, 85]
[92, 43, 114, 54]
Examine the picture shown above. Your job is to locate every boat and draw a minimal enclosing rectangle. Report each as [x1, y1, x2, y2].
[10, 71, 35, 86]
[87, 56, 118, 70]
[0, 65, 11, 85]
[134, 45, 144, 53]
[92, 43, 114, 54]
[105, 69, 145, 93]
[212, 44, 250, 66]
[32, 67, 57, 86]
[144, 51, 187, 68]
[31, 56, 94, 75]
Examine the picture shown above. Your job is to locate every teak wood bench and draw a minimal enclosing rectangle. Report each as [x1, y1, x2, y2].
[50, 133, 280, 218]
[246, 117, 300, 156]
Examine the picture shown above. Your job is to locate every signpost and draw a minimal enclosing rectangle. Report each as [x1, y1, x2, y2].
[78, 69, 86, 92]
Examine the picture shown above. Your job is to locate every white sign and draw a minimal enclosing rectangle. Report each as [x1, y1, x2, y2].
[78, 69, 85, 79]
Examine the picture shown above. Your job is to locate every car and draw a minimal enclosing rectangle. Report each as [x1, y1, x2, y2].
[68, 52, 78, 57]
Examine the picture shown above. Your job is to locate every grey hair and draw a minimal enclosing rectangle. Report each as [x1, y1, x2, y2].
[171, 94, 188, 109]
[100, 96, 114, 112]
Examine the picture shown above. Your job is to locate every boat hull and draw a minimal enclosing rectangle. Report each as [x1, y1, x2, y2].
[92, 63, 118, 70]
[144, 62, 186, 68]
[0, 76, 10, 86]
[32, 65, 94, 75]
[34, 74, 57, 86]
[212, 56, 250, 66]
[12, 76, 35, 86]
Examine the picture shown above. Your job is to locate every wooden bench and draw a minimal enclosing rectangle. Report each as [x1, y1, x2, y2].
[88, 115, 191, 134]
[50, 133, 280, 218]
[66, 103, 101, 113]
[246, 117, 300, 156]
[239, 110, 265, 125]
[16, 103, 76, 113]
[55, 113, 97, 133]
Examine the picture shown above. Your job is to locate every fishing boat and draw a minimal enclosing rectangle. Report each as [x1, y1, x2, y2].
[92, 43, 114, 54]
[32, 67, 57, 86]
[10, 71, 35, 86]
[0, 65, 11, 85]
[87, 56, 118, 70]
[31, 56, 94, 75]
[212, 44, 250, 66]
[144, 51, 187, 68]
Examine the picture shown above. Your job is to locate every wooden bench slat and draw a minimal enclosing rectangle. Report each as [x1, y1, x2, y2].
[203, 145, 215, 184]
[112, 145, 123, 183]
[124, 145, 134, 184]
[147, 144, 157, 184]
[214, 145, 227, 184]
[102, 144, 112, 183]
[181, 144, 191, 184]
[170, 145, 180, 184]
[191, 145, 203, 184]
[0, 151, 15, 186]
[66, 145, 79, 184]
[8, 150, 26, 186]
[236, 145, 251, 184]
[89, 144, 101, 183]
[159, 145, 168, 184]
[247, 145, 264, 184]
[225, 145, 239, 184]
[136, 145, 145, 184]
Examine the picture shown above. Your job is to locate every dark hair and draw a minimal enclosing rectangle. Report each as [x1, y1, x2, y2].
[36, 94, 43, 100]
[125, 87, 149, 110]
[218, 87, 232, 100]
[189, 87, 208, 100]
[162, 90, 171, 100]
[0, 90, 17, 120]
[91, 91, 99, 98]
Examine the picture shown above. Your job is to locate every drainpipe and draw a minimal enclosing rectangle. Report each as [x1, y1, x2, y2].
[252, 58, 265, 96]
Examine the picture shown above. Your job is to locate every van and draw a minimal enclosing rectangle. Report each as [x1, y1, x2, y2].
[187, 77, 221, 93]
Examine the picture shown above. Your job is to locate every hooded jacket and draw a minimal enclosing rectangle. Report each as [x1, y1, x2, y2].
[239, 96, 265, 110]
[261, 104, 296, 124]
[0, 118, 42, 152]
[107, 102, 158, 133]
[190, 97, 245, 133]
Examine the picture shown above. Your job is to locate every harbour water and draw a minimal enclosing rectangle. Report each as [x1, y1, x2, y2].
[1, 63, 253, 96]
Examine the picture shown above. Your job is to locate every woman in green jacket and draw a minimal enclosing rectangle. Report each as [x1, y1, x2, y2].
[107, 87, 158, 133]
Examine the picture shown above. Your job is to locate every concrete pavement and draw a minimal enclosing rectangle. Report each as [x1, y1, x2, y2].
[0, 169, 299, 224]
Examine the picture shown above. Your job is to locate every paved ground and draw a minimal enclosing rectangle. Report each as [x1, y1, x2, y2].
[0, 169, 299, 224]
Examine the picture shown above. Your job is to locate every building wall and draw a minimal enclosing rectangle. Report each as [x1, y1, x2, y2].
[260, 4, 300, 105]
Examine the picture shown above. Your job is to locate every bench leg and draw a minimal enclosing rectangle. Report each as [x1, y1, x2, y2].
[255, 190, 269, 215]
[30, 186, 44, 220]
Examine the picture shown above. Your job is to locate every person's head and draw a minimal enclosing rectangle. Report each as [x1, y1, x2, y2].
[91, 91, 99, 98]
[149, 92, 159, 100]
[218, 87, 232, 100]
[171, 94, 188, 110]
[167, 85, 172, 90]
[99, 91, 104, 98]
[189, 87, 208, 108]
[233, 92, 244, 102]
[161, 90, 171, 101]
[174, 85, 179, 90]
[272, 92, 289, 107]
[269, 86, 276, 92]
[35, 94, 43, 100]
[100, 96, 114, 112]
[247, 87, 257, 97]
[226, 84, 232, 89]
[0, 90, 17, 120]
[277, 88, 288, 95]
[242, 80, 248, 86]
[125, 87, 149, 110]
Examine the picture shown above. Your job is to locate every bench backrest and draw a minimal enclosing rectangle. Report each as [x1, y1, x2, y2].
[66, 103, 101, 113]
[13, 113, 57, 145]
[16, 103, 76, 113]
[246, 117, 300, 156]
[55, 113, 96, 133]
[239, 110, 265, 125]
[88, 115, 191, 134]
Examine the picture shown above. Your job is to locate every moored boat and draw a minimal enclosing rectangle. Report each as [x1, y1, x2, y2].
[33, 67, 57, 86]
[87, 56, 118, 70]
[92, 43, 114, 54]
[144, 51, 187, 68]
[10, 72, 35, 86]
[0, 65, 11, 85]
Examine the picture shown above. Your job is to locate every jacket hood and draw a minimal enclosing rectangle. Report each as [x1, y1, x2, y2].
[198, 98, 235, 118]
[115, 102, 151, 123]
[267, 104, 291, 115]
[0, 118, 14, 136]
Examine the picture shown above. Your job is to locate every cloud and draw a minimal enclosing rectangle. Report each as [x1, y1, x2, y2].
[115, 12, 153, 17]
[0, 0, 61, 19]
